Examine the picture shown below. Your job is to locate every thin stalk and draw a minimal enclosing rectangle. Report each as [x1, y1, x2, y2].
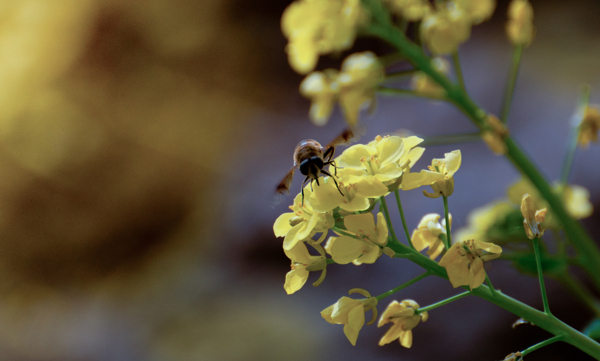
[393, 190, 414, 249]
[380, 196, 399, 243]
[452, 51, 465, 92]
[533, 238, 552, 315]
[378, 86, 446, 101]
[417, 291, 471, 314]
[376, 272, 431, 301]
[521, 334, 564, 357]
[420, 132, 482, 147]
[500, 45, 523, 124]
[560, 85, 590, 186]
[442, 195, 452, 249]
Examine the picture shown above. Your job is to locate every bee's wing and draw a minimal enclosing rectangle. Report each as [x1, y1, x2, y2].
[272, 166, 296, 205]
[326, 123, 367, 149]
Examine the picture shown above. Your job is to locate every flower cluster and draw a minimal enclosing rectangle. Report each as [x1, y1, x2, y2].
[281, 0, 366, 74]
[378, 299, 428, 348]
[300, 52, 385, 126]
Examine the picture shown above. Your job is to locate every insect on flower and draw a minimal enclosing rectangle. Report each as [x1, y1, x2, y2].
[276, 129, 356, 204]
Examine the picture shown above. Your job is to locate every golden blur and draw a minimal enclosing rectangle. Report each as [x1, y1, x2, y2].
[0, 1, 317, 360]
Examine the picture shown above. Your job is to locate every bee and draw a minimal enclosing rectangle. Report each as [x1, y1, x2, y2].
[276, 129, 355, 205]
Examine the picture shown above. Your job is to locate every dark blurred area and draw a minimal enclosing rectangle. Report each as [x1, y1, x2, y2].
[0, 0, 598, 360]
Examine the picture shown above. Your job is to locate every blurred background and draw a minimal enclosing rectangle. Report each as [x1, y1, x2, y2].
[0, 0, 598, 360]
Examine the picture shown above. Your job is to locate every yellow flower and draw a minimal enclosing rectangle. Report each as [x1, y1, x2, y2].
[299, 70, 339, 126]
[507, 178, 593, 222]
[337, 135, 425, 188]
[337, 52, 385, 126]
[577, 105, 600, 148]
[411, 57, 450, 98]
[439, 239, 502, 290]
[506, 0, 535, 47]
[520, 194, 547, 240]
[309, 176, 388, 213]
[281, 0, 366, 74]
[411, 213, 451, 260]
[402, 150, 461, 198]
[274, 187, 335, 250]
[321, 288, 378, 346]
[325, 212, 388, 265]
[387, 0, 431, 21]
[421, 5, 471, 55]
[378, 299, 428, 348]
[454, 0, 496, 25]
[284, 241, 328, 294]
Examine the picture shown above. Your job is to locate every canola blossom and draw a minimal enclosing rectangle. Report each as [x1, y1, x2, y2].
[321, 289, 378, 346]
[378, 300, 428, 348]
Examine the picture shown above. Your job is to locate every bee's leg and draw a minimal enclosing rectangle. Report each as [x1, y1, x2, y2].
[322, 146, 335, 162]
[321, 170, 344, 196]
[301, 176, 310, 205]
[315, 177, 320, 186]
[323, 160, 340, 177]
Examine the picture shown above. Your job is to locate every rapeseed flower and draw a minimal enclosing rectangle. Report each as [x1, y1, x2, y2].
[411, 213, 451, 260]
[578, 105, 600, 148]
[506, 0, 534, 46]
[321, 288, 378, 345]
[299, 70, 339, 126]
[402, 150, 461, 198]
[284, 241, 327, 294]
[337, 52, 385, 126]
[325, 213, 388, 265]
[439, 239, 502, 289]
[421, 5, 471, 55]
[281, 0, 366, 74]
[274, 187, 335, 250]
[336, 135, 425, 188]
[378, 299, 428, 348]
[520, 194, 547, 240]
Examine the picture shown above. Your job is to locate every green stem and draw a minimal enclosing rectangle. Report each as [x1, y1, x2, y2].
[326, 259, 336, 264]
[521, 334, 564, 357]
[377, 86, 446, 101]
[420, 132, 482, 147]
[393, 190, 414, 249]
[380, 196, 399, 244]
[417, 291, 471, 314]
[485, 275, 498, 297]
[452, 51, 465, 92]
[442, 195, 452, 249]
[364, 14, 600, 292]
[500, 45, 523, 124]
[376, 272, 431, 301]
[560, 85, 590, 186]
[533, 238, 552, 315]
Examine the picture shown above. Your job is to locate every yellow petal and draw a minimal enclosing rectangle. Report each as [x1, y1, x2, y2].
[283, 223, 303, 250]
[375, 136, 404, 166]
[343, 305, 366, 346]
[338, 144, 376, 168]
[469, 257, 486, 290]
[284, 267, 309, 295]
[330, 235, 367, 264]
[399, 330, 413, 348]
[274, 212, 295, 237]
[310, 178, 344, 212]
[284, 240, 312, 264]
